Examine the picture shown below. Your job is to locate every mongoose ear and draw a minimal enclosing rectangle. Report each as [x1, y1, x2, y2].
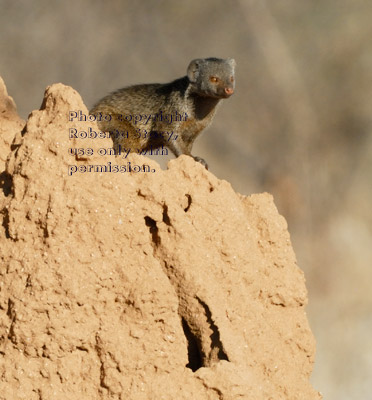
[227, 58, 236, 69]
[187, 59, 202, 83]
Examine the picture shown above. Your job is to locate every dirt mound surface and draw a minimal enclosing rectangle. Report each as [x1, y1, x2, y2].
[0, 78, 321, 399]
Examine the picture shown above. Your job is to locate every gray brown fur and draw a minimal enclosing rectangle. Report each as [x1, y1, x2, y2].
[89, 57, 236, 168]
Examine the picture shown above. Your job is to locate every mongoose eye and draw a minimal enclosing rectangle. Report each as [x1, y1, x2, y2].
[230, 76, 234, 83]
[209, 76, 219, 83]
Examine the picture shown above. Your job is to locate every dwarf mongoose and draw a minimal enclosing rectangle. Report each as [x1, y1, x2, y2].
[90, 57, 236, 169]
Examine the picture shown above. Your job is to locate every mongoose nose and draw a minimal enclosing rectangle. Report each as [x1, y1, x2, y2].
[224, 87, 234, 95]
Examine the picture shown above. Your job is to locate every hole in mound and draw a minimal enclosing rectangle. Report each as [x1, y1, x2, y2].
[144, 216, 160, 245]
[0, 171, 13, 197]
[182, 317, 203, 372]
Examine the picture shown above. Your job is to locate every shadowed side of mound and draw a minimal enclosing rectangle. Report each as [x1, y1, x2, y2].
[0, 79, 322, 400]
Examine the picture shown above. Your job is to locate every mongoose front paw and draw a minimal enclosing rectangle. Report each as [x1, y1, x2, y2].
[193, 156, 209, 170]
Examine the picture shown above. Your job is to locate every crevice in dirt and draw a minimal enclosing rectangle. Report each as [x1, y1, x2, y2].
[196, 296, 229, 362]
[144, 216, 160, 245]
[144, 212, 229, 372]
[184, 194, 192, 212]
[182, 317, 203, 372]
[0, 171, 13, 197]
[6, 299, 17, 344]
[196, 377, 224, 400]
[162, 204, 171, 225]
[1, 206, 11, 239]
[39, 220, 49, 239]
[76, 346, 89, 352]
[95, 335, 110, 391]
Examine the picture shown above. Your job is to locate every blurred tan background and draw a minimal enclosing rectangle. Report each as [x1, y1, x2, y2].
[1, 1, 371, 398]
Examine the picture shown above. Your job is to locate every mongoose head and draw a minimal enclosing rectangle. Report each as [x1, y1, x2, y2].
[187, 57, 236, 99]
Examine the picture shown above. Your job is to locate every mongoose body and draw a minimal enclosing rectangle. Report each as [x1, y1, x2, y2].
[90, 57, 236, 168]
